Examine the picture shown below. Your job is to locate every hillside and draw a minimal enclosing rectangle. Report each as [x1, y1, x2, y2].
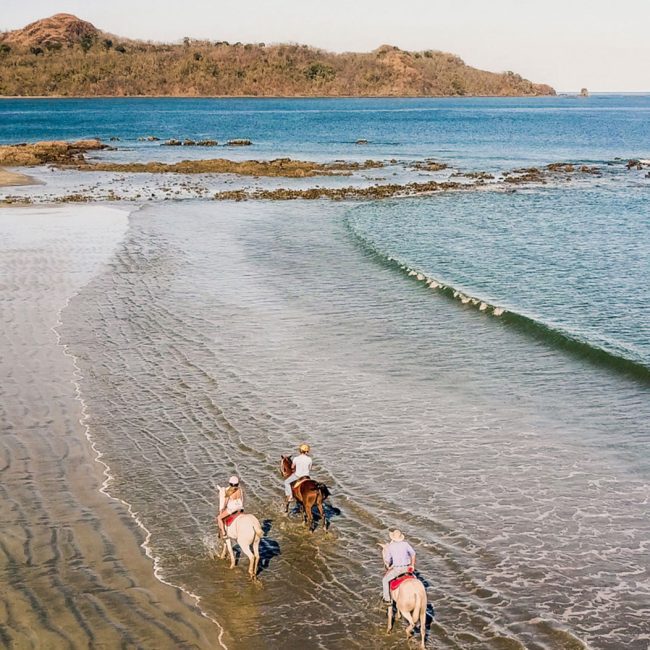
[0, 14, 555, 97]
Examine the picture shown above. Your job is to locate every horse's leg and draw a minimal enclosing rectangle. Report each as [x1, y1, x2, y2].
[419, 603, 427, 650]
[219, 533, 227, 560]
[386, 602, 393, 634]
[402, 608, 416, 638]
[225, 538, 236, 569]
[252, 533, 261, 577]
[240, 542, 255, 578]
[305, 492, 318, 530]
[316, 494, 326, 530]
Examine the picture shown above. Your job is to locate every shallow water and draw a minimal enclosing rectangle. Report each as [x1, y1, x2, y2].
[58, 201, 650, 649]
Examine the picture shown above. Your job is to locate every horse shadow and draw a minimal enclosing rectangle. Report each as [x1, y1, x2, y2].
[288, 499, 342, 532]
[257, 519, 281, 573]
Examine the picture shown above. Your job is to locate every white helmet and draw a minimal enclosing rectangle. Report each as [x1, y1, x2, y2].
[229, 475, 240, 485]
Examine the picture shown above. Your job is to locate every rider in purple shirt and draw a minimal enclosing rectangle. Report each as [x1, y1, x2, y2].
[382, 529, 416, 602]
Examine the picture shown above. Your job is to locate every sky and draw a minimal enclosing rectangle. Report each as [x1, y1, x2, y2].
[3, 0, 649, 92]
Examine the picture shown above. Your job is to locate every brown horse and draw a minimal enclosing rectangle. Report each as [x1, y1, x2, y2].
[280, 455, 330, 530]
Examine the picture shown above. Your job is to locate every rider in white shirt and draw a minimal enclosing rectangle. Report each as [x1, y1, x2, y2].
[285, 443, 312, 505]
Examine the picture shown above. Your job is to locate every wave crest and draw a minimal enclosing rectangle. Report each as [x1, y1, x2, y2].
[346, 216, 650, 383]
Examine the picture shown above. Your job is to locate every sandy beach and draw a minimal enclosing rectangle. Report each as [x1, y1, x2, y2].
[0, 206, 229, 649]
[0, 167, 37, 187]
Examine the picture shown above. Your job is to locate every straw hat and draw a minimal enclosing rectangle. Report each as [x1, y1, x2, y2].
[299, 443, 310, 453]
[389, 529, 405, 542]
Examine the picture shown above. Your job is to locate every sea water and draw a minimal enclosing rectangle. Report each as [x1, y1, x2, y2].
[2, 96, 649, 649]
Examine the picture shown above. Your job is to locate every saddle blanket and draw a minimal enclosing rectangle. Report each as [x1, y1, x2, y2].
[390, 570, 415, 592]
[224, 511, 243, 527]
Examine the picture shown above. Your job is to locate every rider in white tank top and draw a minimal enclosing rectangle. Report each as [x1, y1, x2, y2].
[217, 475, 244, 537]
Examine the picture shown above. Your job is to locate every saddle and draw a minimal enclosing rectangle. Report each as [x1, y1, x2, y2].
[224, 510, 243, 528]
[389, 568, 415, 592]
[291, 476, 310, 492]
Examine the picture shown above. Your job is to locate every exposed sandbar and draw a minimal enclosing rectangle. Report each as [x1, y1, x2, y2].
[0, 167, 38, 186]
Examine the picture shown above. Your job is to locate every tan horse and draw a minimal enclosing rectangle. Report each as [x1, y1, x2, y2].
[280, 455, 330, 530]
[380, 545, 428, 648]
[216, 485, 262, 578]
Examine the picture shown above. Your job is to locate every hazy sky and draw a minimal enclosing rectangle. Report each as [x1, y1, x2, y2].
[3, 0, 649, 92]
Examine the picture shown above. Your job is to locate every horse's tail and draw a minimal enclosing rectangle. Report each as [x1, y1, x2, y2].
[316, 482, 330, 500]
[253, 517, 263, 541]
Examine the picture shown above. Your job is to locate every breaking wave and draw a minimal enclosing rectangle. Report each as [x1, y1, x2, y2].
[345, 216, 650, 383]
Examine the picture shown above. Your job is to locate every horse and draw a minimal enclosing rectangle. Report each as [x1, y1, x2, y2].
[380, 546, 428, 648]
[280, 455, 330, 530]
[215, 485, 262, 578]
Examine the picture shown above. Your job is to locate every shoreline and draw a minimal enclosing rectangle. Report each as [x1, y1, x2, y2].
[0, 93, 560, 99]
[0, 204, 230, 648]
[0, 167, 39, 186]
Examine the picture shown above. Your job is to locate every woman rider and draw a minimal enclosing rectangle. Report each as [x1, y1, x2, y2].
[217, 475, 244, 538]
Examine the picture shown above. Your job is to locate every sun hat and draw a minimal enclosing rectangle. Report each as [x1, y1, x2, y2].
[389, 529, 405, 542]
[299, 443, 310, 453]
[228, 475, 240, 485]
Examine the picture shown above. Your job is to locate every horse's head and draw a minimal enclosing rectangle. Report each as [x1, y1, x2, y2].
[280, 455, 293, 478]
[216, 484, 226, 510]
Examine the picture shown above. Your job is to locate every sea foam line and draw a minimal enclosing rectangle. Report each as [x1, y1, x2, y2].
[346, 217, 508, 319]
[346, 214, 650, 382]
[51, 205, 228, 650]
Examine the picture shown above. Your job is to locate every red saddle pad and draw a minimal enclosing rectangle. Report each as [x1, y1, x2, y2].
[390, 572, 415, 591]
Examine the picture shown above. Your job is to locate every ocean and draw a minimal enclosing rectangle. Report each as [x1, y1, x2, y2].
[1, 96, 649, 649]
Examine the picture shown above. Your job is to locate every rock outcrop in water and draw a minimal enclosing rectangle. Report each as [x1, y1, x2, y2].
[0, 139, 106, 165]
[74, 157, 384, 177]
[0, 14, 556, 97]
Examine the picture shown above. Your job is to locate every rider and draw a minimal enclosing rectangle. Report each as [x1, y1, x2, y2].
[382, 529, 416, 603]
[284, 443, 313, 506]
[217, 475, 244, 538]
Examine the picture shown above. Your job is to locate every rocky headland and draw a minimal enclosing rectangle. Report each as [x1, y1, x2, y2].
[0, 14, 556, 97]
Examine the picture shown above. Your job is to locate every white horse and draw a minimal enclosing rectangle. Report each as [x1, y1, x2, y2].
[380, 545, 428, 648]
[216, 485, 262, 578]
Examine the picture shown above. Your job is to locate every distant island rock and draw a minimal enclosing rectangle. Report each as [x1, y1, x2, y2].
[0, 14, 556, 98]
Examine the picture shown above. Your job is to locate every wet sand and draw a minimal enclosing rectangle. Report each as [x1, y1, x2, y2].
[0, 167, 37, 187]
[0, 206, 228, 649]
